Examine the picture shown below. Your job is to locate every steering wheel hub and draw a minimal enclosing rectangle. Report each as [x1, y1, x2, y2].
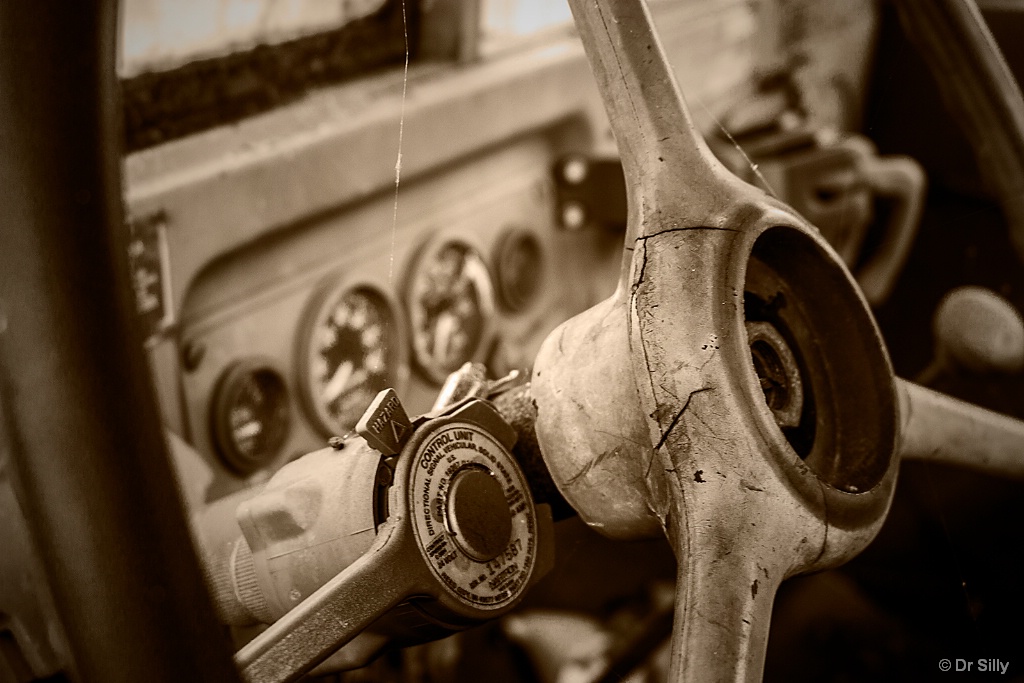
[744, 226, 897, 494]
[745, 320, 803, 430]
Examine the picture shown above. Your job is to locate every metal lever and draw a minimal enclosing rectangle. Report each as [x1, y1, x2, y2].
[199, 395, 553, 683]
[235, 528, 420, 682]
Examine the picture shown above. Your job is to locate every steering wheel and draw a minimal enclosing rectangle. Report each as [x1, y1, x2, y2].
[530, 0, 1024, 681]
[0, 3, 242, 682]
[536, 1, 1024, 683]
[3, 2, 1024, 683]
[532, 1, 898, 680]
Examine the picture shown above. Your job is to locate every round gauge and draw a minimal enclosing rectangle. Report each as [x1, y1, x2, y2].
[493, 227, 544, 312]
[407, 238, 496, 384]
[211, 359, 291, 475]
[297, 282, 405, 436]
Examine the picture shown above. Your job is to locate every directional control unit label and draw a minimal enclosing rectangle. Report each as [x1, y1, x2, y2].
[409, 422, 537, 611]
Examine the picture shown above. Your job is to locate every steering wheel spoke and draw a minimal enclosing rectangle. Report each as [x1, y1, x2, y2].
[898, 378, 1024, 478]
[667, 515, 789, 683]
[567, 0, 772, 248]
[651, 408, 835, 681]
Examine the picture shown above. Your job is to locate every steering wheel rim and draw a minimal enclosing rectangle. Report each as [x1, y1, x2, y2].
[0, 3, 241, 681]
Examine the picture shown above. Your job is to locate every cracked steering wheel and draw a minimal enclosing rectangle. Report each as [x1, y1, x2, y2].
[532, 1, 1024, 682]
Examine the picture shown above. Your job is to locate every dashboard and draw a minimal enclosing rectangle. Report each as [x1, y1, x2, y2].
[123, 0, 874, 505]
[177, 132, 616, 488]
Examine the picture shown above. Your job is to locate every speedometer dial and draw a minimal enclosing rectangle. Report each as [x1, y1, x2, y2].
[297, 282, 405, 437]
[407, 238, 495, 384]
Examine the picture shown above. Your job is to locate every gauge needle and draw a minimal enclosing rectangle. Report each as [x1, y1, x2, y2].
[323, 360, 355, 404]
[463, 258, 490, 294]
[433, 312, 458, 366]
[235, 421, 262, 440]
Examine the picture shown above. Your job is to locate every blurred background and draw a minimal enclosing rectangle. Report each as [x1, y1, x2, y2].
[4, 1, 1024, 681]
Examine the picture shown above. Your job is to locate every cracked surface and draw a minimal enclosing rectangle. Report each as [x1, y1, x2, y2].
[538, 1, 900, 680]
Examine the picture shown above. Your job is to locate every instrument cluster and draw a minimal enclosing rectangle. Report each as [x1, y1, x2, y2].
[176, 134, 616, 489]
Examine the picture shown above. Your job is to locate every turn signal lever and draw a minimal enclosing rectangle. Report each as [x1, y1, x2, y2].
[199, 389, 554, 683]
